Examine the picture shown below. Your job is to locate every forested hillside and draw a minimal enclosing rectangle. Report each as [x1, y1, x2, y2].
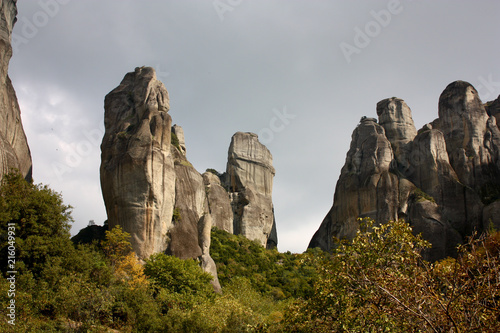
[1, 172, 499, 332]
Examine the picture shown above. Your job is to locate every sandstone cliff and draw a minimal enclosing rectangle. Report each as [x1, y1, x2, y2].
[310, 81, 500, 261]
[0, 0, 32, 180]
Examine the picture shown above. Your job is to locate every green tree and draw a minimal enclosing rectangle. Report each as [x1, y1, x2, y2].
[280, 218, 500, 332]
[145, 253, 213, 296]
[101, 225, 133, 266]
[0, 171, 74, 276]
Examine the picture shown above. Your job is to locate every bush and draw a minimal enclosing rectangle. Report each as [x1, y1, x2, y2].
[145, 253, 213, 297]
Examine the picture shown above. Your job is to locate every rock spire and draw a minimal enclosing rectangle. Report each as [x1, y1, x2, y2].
[310, 81, 500, 261]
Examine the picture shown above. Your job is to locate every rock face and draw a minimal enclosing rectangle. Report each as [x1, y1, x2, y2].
[0, 0, 32, 180]
[310, 81, 500, 261]
[226, 132, 278, 249]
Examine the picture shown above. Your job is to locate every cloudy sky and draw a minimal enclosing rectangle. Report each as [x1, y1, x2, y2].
[8, 0, 500, 253]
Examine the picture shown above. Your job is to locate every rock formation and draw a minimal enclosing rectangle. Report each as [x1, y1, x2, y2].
[100, 66, 175, 259]
[226, 132, 278, 249]
[101, 67, 279, 291]
[0, 0, 32, 180]
[100, 67, 220, 291]
[310, 81, 500, 261]
[203, 171, 233, 234]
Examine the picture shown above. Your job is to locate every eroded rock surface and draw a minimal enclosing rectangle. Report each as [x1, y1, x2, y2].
[310, 81, 500, 260]
[0, 0, 32, 180]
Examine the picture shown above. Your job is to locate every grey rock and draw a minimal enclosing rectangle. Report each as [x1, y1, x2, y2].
[377, 97, 417, 173]
[198, 213, 222, 293]
[168, 146, 206, 259]
[408, 128, 482, 236]
[485, 94, 500, 128]
[100, 67, 175, 259]
[100, 67, 223, 291]
[434, 81, 500, 195]
[0, 0, 32, 180]
[226, 132, 277, 248]
[310, 83, 500, 260]
[203, 171, 233, 234]
[309, 118, 400, 250]
[172, 124, 186, 156]
[483, 201, 500, 231]
[407, 199, 462, 262]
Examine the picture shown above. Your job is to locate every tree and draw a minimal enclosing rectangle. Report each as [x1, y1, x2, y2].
[145, 253, 213, 296]
[280, 218, 500, 332]
[0, 171, 74, 276]
[101, 225, 133, 266]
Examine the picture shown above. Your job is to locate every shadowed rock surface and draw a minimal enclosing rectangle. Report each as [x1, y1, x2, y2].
[203, 171, 233, 234]
[0, 0, 31, 180]
[310, 81, 500, 261]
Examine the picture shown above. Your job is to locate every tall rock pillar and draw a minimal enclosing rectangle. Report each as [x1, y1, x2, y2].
[100, 67, 175, 259]
[226, 132, 277, 249]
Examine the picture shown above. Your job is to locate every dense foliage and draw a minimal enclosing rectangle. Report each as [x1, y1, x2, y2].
[1, 171, 498, 332]
[280, 218, 500, 332]
[210, 227, 324, 299]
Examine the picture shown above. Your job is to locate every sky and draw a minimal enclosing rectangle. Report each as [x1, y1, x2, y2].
[7, 0, 500, 253]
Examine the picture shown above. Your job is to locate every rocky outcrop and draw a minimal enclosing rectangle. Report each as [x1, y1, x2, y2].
[226, 132, 277, 249]
[377, 98, 416, 173]
[168, 145, 221, 292]
[0, 0, 32, 180]
[433, 81, 500, 194]
[310, 81, 500, 261]
[485, 94, 500, 126]
[100, 67, 221, 291]
[101, 67, 276, 291]
[309, 117, 401, 251]
[100, 67, 175, 259]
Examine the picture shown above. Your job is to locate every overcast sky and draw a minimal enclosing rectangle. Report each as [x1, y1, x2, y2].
[8, 0, 500, 253]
